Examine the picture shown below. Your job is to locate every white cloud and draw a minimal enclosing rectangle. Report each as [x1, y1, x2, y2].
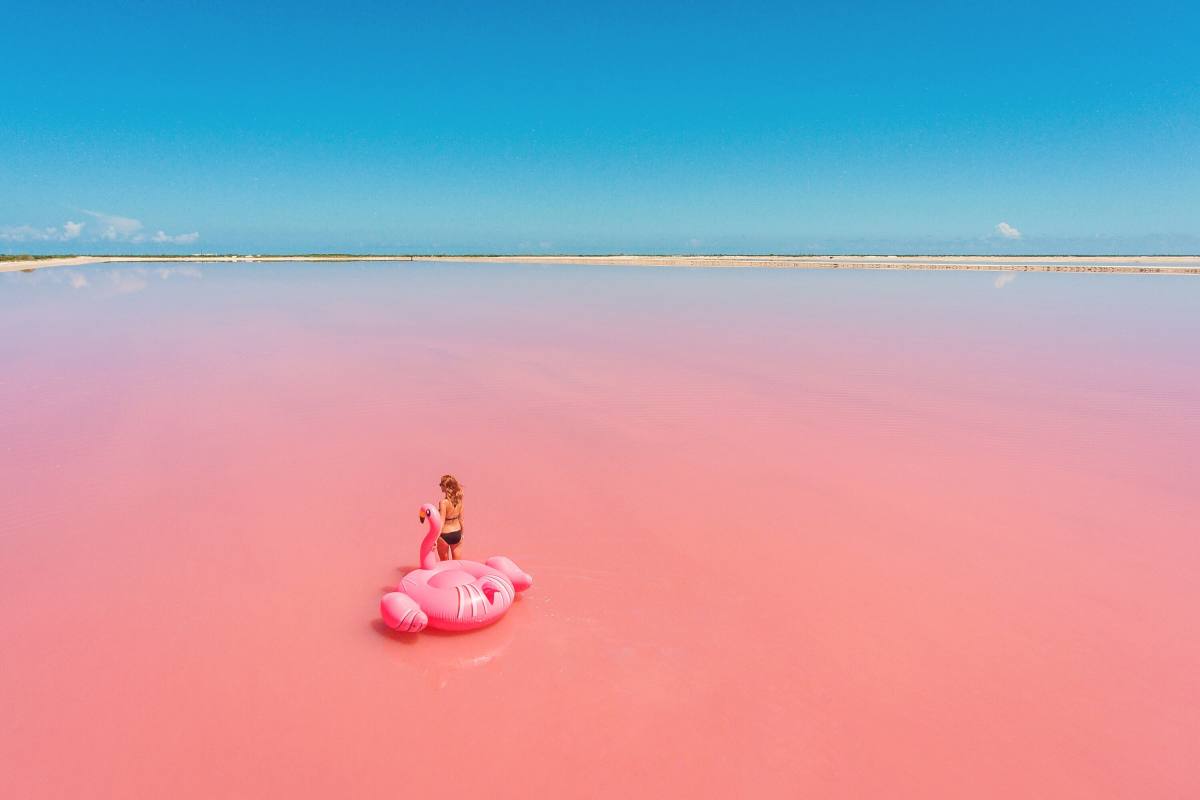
[0, 221, 86, 242]
[84, 209, 143, 240]
[995, 221, 1022, 240]
[0, 225, 49, 241]
[2, 215, 198, 245]
[150, 230, 200, 244]
[76, 210, 200, 244]
[994, 272, 1017, 289]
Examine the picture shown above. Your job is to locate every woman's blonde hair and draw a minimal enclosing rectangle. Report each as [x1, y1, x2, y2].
[439, 474, 463, 506]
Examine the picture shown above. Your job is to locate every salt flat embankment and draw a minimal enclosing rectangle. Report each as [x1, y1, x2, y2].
[4, 254, 1199, 275]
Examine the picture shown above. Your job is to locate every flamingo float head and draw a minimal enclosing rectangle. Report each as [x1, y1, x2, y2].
[417, 502, 442, 569]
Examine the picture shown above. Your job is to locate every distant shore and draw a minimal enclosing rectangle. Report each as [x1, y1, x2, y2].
[3, 253, 1200, 275]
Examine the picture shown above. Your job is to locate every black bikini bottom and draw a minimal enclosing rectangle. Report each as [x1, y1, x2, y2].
[440, 530, 463, 546]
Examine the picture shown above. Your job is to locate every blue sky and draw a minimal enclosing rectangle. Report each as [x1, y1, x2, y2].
[2, 1, 1197, 254]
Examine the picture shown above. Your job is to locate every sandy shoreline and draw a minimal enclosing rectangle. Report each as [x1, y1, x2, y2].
[3, 253, 1200, 275]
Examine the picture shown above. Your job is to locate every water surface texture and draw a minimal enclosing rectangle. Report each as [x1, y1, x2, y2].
[2, 261, 1197, 798]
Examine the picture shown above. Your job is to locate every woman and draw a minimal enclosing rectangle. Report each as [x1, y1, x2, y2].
[436, 474, 465, 561]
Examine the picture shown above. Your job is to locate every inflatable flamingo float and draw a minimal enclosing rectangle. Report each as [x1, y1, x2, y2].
[380, 503, 532, 633]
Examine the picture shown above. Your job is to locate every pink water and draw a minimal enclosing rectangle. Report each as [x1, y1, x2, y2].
[2, 262, 1197, 798]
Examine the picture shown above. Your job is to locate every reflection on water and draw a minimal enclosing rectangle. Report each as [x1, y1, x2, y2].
[2, 264, 204, 294]
[1, 261, 1198, 799]
[374, 615, 518, 690]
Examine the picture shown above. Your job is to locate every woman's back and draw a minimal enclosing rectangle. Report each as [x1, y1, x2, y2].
[437, 474, 465, 559]
[440, 498, 463, 532]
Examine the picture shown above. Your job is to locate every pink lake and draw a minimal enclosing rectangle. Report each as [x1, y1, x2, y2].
[1, 261, 1197, 798]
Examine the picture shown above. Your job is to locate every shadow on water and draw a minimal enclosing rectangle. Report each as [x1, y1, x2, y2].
[368, 615, 519, 684]
[369, 618, 461, 643]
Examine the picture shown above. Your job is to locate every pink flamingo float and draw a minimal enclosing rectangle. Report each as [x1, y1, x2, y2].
[380, 503, 533, 633]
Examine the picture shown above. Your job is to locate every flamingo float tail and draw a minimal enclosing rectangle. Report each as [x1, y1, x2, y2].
[486, 556, 533, 591]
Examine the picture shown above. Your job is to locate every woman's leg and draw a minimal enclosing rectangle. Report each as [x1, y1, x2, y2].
[436, 537, 449, 561]
[450, 541, 463, 560]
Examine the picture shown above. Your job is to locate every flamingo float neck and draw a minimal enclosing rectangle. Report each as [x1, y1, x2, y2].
[418, 506, 442, 569]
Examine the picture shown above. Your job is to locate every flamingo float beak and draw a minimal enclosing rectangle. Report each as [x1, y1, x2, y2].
[418, 508, 427, 523]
